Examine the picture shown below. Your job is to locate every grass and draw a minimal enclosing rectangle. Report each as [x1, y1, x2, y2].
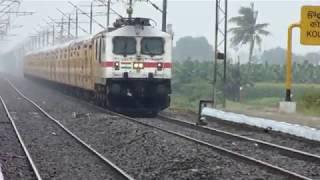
[171, 82, 320, 116]
[244, 83, 320, 116]
[299, 107, 320, 116]
[171, 95, 200, 112]
[243, 82, 320, 100]
[242, 97, 281, 108]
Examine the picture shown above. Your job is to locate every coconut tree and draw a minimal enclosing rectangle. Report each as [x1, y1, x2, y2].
[229, 3, 270, 64]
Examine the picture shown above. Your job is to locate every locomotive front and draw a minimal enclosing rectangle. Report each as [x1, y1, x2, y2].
[99, 18, 172, 114]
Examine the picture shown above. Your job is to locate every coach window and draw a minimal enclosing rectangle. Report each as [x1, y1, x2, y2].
[100, 37, 106, 61]
[96, 38, 100, 62]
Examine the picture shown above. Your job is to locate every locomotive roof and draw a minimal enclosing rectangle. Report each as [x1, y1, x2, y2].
[106, 25, 171, 38]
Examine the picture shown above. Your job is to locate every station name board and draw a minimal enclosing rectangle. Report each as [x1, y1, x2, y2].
[301, 6, 320, 45]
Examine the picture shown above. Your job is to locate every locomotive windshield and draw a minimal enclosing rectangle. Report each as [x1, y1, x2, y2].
[141, 37, 164, 56]
[113, 37, 136, 56]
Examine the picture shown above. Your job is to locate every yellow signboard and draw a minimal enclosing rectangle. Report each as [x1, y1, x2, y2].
[301, 6, 320, 45]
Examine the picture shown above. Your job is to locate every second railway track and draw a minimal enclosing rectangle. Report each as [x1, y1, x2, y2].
[153, 115, 320, 179]
[0, 78, 134, 180]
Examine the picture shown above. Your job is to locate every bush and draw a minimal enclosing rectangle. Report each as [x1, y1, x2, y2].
[172, 80, 213, 111]
[300, 91, 320, 109]
[242, 83, 320, 101]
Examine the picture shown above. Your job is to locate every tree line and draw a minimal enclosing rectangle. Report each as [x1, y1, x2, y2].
[173, 60, 320, 101]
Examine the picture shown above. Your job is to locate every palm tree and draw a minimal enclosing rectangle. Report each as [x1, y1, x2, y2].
[229, 3, 270, 64]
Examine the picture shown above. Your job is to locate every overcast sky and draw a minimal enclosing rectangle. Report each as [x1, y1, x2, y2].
[2, 0, 320, 57]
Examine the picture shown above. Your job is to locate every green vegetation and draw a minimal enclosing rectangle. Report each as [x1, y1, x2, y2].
[298, 91, 320, 116]
[170, 3, 320, 117]
[172, 79, 212, 111]
[172, 80, 320, 116]
[242, 83, 320, 115]
[171, 60, 320, 116]
[242, 83, 320, 100]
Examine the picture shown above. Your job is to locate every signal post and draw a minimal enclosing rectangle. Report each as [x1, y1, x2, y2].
[280, 5, 320, 113]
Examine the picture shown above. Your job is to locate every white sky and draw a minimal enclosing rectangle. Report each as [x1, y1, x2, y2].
[1, 0, 320, 56]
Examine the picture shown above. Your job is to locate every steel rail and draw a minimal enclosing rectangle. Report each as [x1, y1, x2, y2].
[0, 96, 43, 180]
[158, 114, 320, 164]
[5, 79, 134, 180]
[74, 101, 311, 180]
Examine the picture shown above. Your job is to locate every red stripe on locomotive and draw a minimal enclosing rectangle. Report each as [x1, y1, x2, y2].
[100, 61, 172, 68]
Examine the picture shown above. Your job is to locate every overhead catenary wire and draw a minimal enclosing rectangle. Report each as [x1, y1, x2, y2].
[94, 0, 123, 18]
[68, 1, 106, 30]
[0, 0, 33, 42]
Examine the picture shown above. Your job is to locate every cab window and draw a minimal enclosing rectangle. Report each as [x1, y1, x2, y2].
[141, 37, 164, 56]
[113, 37, 136, 56]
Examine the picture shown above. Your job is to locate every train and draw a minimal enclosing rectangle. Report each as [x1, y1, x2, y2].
[24, 18, 172, 116]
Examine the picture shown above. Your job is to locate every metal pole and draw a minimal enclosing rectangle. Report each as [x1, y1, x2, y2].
[38, 34, 41, 48]
[162, 0, 167, 32]
[222, 0, 228, 108]
[107, 0, 110, 30]
[31, 37, 34, 49]
[52, 24, 55, 45]
[90, 2, 93, 34]
[60, 17, 64, 41]
[33, 37, 36, 49]
[68, 15, 71, 38]
[213, 0, 219, 105]
[76, 9, 78, 37]
[47, 30, 49, 46]
[285, 23, 300, 102]
[40, 32, 42, 47]
[42, 31, 45, 47]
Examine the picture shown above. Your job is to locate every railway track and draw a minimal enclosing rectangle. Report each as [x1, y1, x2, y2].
[4, 77, 317, 180]
[1, 79, 134, 180]
[0, 96, 40, 180]
[190, 111, 320, 156]
[157, 114, 320, 163]
[154, 115, 320, 178]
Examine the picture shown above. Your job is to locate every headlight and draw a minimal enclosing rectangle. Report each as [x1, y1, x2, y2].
[157, 62, 163, 71]
[133, 62, 144, 69]
[114, 62, 120, 70]
[138, 63, 144, 69]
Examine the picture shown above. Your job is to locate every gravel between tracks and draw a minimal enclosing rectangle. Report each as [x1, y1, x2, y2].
[0, 78, 129, 180]
[4, 75, 290, 179]
[161, 110, 320, 156]
[137, 117, 320, 179]
[0, 100, 35, 180]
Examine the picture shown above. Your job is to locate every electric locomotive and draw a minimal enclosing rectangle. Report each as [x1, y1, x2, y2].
[24, 18, 172, 115]
[94, 18, 172, 114]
